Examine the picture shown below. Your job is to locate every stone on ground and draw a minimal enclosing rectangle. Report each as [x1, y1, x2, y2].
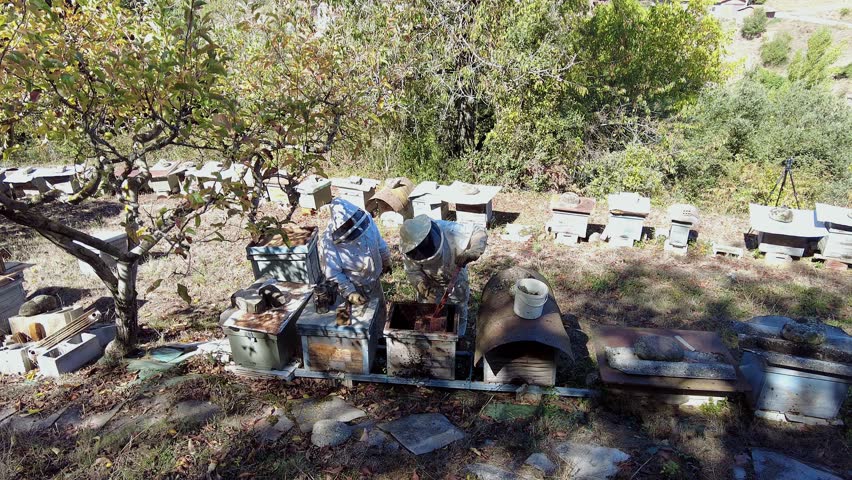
[379, 413, 464, 455]
[18, 295, 59, 316]
[253, 408, 295, 444]
[466, 463, 530, 480]
[780, 322, 826, 345]
[751, 449, 842, 480]
[170, 400, 221, 425]
[553, 441, 629, 480]
[524, 453, 557, 475]
[291, 395, 365, 433]
[634, 335, 684, 361]
[311, 419, 352, 447]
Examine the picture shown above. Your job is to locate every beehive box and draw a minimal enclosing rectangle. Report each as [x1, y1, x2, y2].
[0, 262, 31, 334]
[815, 203, 852, 262]
[75, 231, 128, 277]
[740, 350, 851, 422]
[296, 176, 333, 210]
[410, 181, 448, 220]
[331, 177, 380, 211]
[437, 182, 502, 228]
[222, 284, 312, 371]
[149, 160, 187, 195]
[297, 295, 385, 374]
[384, 302, 459, 380]
[246, 226, 321, 284]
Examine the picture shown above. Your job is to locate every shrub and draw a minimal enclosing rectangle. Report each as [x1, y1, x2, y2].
[760, 33, 792, 66]
[584, 144, 673, 197]
[741, 8, 768, 39]
[840, 7, 850, 18]
[834, 62, 852, 79]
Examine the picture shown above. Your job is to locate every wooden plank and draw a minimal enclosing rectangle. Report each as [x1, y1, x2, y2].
[292, 368, 599, 398]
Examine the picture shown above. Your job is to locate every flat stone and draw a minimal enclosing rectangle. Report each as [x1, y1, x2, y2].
[554, 441, 629, 480]
[525, 453, 557, 475]
[379, 413, 465, 455]
[606, 347, 736, 380]
[752, 448, 842, 480]
[253, 408, 295, 443]
[634, 335, 684, 361]
[781, 322, 826, 345]
[170, 400, 220, 425]
[18, 295, 59, 317]
[466, 464, 529, 480]
[311, 419, 352, 447]
[7, 406, 68, 434]
[291, 395, 365, 433]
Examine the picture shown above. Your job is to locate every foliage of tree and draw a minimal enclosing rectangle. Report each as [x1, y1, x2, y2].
[788, 28, 842, 88]
[0, 0, 382, 355]
[741, 8, 768, 40]
[760, 33, 792, 67]
[669, 77, 852, 209]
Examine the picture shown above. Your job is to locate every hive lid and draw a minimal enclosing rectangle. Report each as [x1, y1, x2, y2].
[437, 181, 502, 205]
[474, 267, 572, 365]
[814, 203, 852, 229]
[185, 161, 225, 178]
[223, 284, 312, 334]
[752, 349, 852, 379]
[296, 294, 382, 338]
[550, 193, 596, 214]
[749, 203, 826, 237]
[149, 160, 187, 177]
[667, 203, 700, 226]
[331, 176, 380, 191]
[296, 175, 331, 194]
[408, 181, 441, 200]
[607, 192, 650, 216]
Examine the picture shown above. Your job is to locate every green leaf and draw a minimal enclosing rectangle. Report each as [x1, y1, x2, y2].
[177, 284, 192, 306]
[145, 279, 163, 295]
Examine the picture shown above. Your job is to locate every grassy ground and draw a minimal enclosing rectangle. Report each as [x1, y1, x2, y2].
[0, 189, 850, 479]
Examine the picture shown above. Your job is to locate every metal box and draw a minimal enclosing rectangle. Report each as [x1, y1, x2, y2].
[740, 350, 851, 421]
[297, 295, 385, 374]
[384, 302, 459, 380]
[246, 227, 321, 284]
[222, 285, 312, 370]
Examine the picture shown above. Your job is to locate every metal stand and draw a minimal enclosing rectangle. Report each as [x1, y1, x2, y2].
[767, 157, 800, 208]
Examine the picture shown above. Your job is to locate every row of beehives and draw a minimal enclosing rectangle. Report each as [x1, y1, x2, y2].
[0, 161, 257, 198]
[0, 261, 116, 377]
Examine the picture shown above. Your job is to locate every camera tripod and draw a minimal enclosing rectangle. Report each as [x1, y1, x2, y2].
[766, 157, 800, 209]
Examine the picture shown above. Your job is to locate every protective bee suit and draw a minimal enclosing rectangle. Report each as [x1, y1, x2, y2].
[399, 215, 488, 336]
[320, 198, 391, 305]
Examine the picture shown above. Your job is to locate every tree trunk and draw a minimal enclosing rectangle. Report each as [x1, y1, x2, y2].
[105, 259, 139, 358]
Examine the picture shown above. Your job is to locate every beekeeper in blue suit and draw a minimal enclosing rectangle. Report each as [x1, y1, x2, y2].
[399, 215, 487, 336]
[320, 198, 391, 305]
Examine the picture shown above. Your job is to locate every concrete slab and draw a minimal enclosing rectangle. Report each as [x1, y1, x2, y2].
[752, 448, 842, 480]
[553, 441, 629, 480]
[291, 395, 366, 433]
[379, 413, 465, 455]
[0, 343, 34, 374]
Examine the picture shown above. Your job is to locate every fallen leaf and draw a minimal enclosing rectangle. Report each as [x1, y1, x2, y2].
[411, 471, 420, 480]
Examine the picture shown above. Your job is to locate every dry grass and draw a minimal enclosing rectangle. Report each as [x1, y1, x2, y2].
[0, 188, 850, 479]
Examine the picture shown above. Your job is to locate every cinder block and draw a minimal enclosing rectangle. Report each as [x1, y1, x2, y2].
[37, 333, 102, 377]
[0, 344, 34, 374]
[87, 324, 117, 348]
[712, 244, 743, 258]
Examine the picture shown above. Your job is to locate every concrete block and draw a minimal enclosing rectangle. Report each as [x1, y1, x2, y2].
[765, 252, 793, 267]
[37, 333, 102, 377]
[9, 306, 83, 337]
[664, 241, 688, 256]
[712, 243, 743, 258]
[554, 233, 580, 245]
[0, 344, 35, 374]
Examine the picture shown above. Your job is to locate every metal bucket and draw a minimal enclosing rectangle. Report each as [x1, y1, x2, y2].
[511, 279, 549, 319]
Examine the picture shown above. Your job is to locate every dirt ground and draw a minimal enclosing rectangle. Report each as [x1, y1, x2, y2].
[0, 190, 850, 480]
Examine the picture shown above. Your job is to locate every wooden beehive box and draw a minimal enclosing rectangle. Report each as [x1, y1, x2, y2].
[815, 203, 852, 262]
[246, 226, 321, 284]
[410, 181, 448, 220]
[296, 176, 333, 210]
[331, 176, 380, 211]
[384, 302, 459, 380]
[297, 295, 385, 374]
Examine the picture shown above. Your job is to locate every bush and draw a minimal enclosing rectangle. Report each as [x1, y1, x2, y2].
[760, 33, 792, 66]
[835, 62, 852, 79]
[840, 7, 850, 18]
[741, 8, 768, 39]
[584, 144, 673, 198]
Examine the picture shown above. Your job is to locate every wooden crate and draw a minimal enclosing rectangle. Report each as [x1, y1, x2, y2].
[384, 302, 459, 380]
[297, 295, 385, 374]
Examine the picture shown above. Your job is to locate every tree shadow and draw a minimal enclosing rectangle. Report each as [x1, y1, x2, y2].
[0, 198, 123, 243]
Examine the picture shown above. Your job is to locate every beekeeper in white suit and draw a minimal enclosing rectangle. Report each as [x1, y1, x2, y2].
[320, 198, 391, 305]
[399, 215, 487, 336]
